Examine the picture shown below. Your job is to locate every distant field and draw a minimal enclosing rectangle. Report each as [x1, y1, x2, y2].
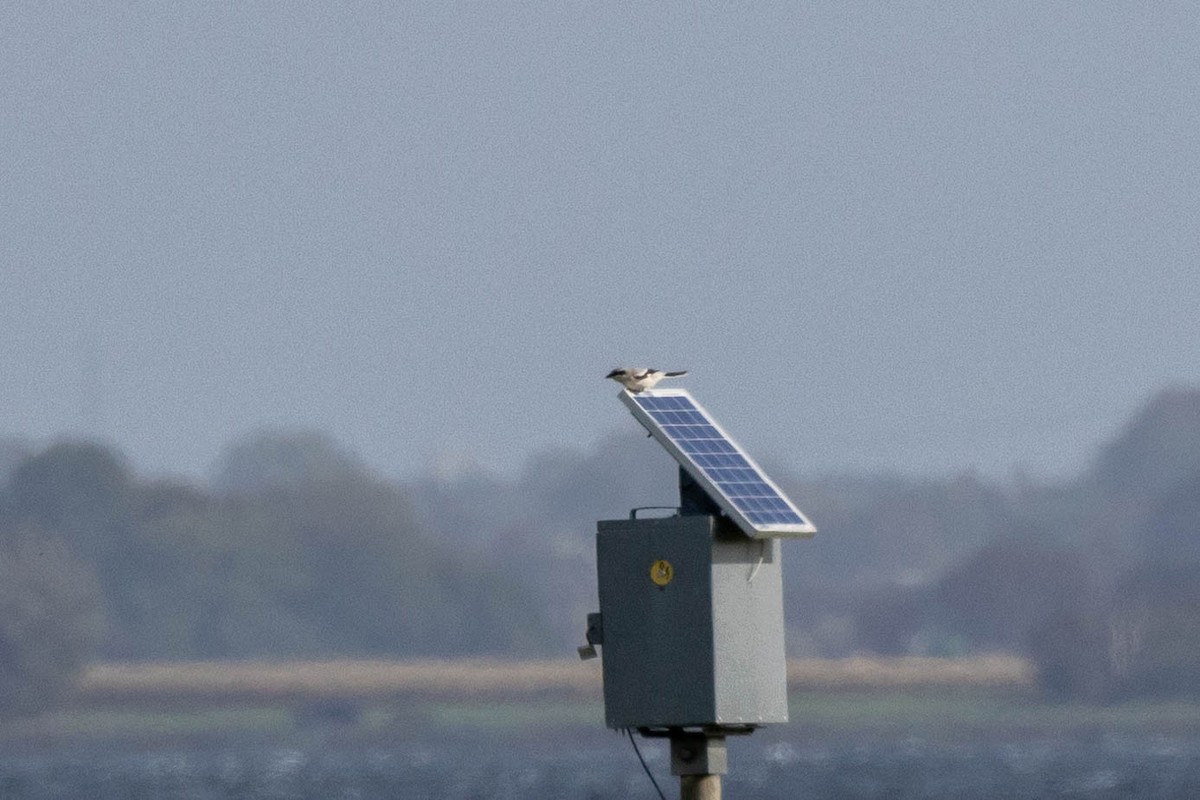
[786, 654, 1032, 690]
[73, 655, 1033, 708]
[6, 656, 1200, 747]
[75, 658, 603, 707]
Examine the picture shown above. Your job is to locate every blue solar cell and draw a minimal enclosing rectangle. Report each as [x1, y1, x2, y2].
[622, 389, 815, 538]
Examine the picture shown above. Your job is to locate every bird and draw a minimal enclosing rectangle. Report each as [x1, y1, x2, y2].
[605, 368, 688, 393]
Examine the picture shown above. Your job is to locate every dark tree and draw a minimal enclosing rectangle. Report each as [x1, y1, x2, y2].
[852, 584, 925, 656]
[1090, 387, 1200, 501]
[211, 429, 368, 496]
[1144, 469, 1200, 565]
[0, 525, 105, 717]
[934, 537, 1093, 652]
[1027, 608, 1113, 702]
[1108, 564, 1200, 698]
[6, 441, 133, 564]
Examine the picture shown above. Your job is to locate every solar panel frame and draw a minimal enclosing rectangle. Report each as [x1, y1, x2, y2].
[619, 388, 817, 539]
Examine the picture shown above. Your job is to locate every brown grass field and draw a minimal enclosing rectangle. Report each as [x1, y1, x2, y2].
[17, 656, 1200, 745]
[72, 655, 1033, 709]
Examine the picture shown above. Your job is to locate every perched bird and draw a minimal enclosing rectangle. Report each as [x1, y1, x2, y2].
[605, 368, 688, 393]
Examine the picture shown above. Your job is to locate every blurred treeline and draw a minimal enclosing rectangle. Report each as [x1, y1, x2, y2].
[407, 386, 1200, 703]
[786, 386, 1200, 702]
[2, 387, 1200, 714]
[0, 433, 551, 715]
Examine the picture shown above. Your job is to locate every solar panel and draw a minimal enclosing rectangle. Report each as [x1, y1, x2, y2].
[619, 388, 817, 539]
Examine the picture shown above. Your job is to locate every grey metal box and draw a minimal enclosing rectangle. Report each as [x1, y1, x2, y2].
[595, 514, 789, 729]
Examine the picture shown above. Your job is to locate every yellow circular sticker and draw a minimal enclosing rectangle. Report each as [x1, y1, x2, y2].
[650, 559, 674, 587]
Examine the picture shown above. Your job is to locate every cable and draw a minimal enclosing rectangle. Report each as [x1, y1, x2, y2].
[747, 538, 767, 583]
[627, 729, 667, 800]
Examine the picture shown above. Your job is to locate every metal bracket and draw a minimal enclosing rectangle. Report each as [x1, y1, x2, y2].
[670, 733, 728, 776]
[678, 465, 723, 518]
[629, 505, 680, 520]
[577, 612, 603, 660]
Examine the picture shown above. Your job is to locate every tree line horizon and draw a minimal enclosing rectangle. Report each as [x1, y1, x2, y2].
[2, 384, 1200, 716]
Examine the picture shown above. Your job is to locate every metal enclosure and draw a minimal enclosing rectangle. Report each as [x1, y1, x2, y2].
[595, 513, 789, 729]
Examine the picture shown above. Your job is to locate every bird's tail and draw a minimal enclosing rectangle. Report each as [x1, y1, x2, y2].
[664, 371, 687, 377]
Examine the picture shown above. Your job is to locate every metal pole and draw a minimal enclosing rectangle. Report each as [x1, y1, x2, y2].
[680, 773, 721, 800]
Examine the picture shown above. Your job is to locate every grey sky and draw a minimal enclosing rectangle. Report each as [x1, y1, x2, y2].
[2, 3, 1198, 482]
